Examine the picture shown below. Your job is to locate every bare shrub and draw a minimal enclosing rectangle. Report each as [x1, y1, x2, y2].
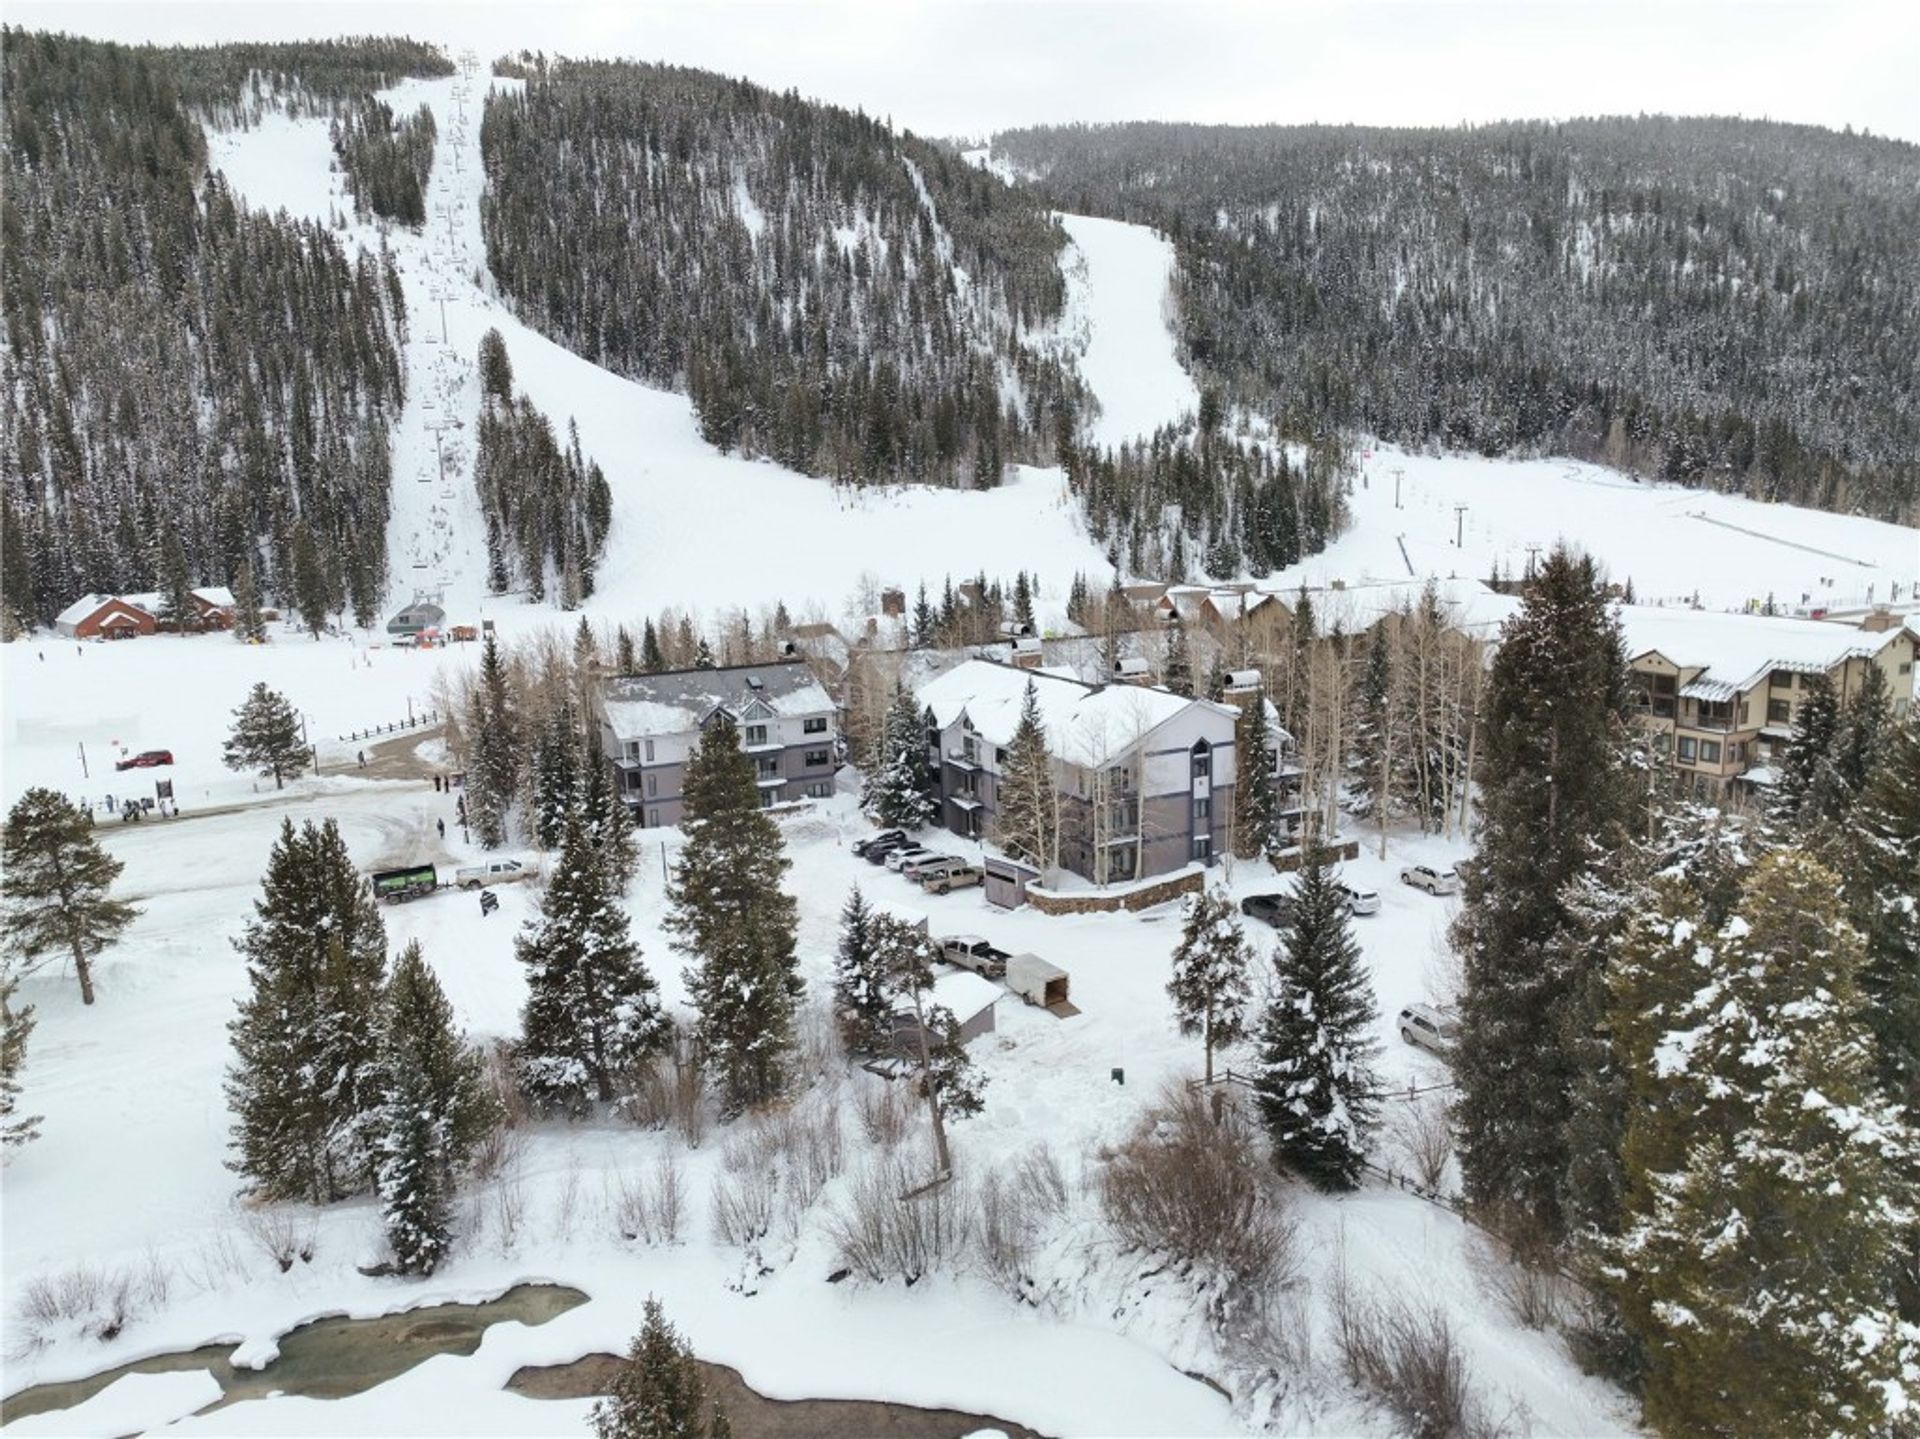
[794, 999, 844, 1080]
[611, 1153, 686, 1245]
[857, 1080, 911, 1151]
[16, 1263, 152, 1345]
[1099, 1085, 1294, 1288]
[1012, 1142, 1070, 1217]
[787, 1105, 845, 1210]
[709, 1159, 778, 1246]
[828, 1152, 975, 1284]
[238, 1204, 316, 1273]
[483, 1043, 533, 1130]
[1471, 1229, 1572, 1332]
[490, 1173, 527, 1252]
[1385, 1093, 1456, 1193]
[470, 1117, 527, 1183]
[977, 1170, 1033, 1289]
[1331, 1264, 1493, 1439]
[628, 1051, 708, 1149]
[183, 1233, 250, 1293]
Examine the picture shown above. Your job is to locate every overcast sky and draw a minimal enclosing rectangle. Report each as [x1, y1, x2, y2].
[14, 0, 1920, 143]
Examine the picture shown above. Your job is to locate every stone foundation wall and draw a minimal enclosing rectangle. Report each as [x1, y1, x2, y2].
[1025, 866, 1206, 915]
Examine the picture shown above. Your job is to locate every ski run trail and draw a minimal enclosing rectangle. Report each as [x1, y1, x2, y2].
[1, 68, 1915, 1439]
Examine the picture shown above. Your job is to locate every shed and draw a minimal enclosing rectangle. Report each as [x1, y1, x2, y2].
[1113, 655, 1152, 683]
[1223, 667, 1262, 695]
[888, 969, 1000, 1057]
[1006, 953, 1070, 1010]
[982, 856, 1040, 910]
[387, 602, 447, 639]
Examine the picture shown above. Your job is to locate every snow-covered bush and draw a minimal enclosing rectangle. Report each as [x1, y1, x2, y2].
[611, 1154, 685, 1245]
[1331, 1264, 1498, 1439]
[15, 1259, 169, 1347]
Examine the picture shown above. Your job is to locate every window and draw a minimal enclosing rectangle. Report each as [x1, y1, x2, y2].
[1192, 834, 1212, 862]
[625, 770, 642, 793]
[1106, 845, 1138, 882]
[805, 781, 832, 799]
[646, 808, 660, 828]
[1741, 702, 1753, 726]
[1194, 795, 1211, 822]
[1700, 740, 1721, 764]
[1697, 699, 1731, 727]
[995, 747, 1007, 763]
[1767, 699, 1791, 725]
[759, 790, 776, 808]
[646, 774, 657, 797]
[1677, 737, 1697, 762]
[644, 739, 655, 762]
[1728, 742, 1744, 765]
[804, 749, 830, 768]
[745, 724, 769, 746]
[1901, 662, 1913, 676]
[756, 757, 780, 779]
[804, 717, 828, 734]
[623, 739, 640, 761]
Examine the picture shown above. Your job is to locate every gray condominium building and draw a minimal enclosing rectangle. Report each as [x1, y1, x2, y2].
[598, 660, 839, 828]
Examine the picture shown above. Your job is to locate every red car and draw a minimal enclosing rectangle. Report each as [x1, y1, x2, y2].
[115, 749, 174, 771]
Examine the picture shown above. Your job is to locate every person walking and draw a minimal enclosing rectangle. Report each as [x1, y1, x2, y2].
[358, 749, 366, 768]
[436, 817, 446, 840]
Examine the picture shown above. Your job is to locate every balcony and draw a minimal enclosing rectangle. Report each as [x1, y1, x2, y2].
[944, 749, 982, 772]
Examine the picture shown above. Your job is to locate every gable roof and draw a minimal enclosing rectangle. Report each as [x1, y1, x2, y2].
[603, 660, 833, 737]
[918, 658, 1230, 767]
[1616, 605, 1907, 698]
[54, 593, 122, 627]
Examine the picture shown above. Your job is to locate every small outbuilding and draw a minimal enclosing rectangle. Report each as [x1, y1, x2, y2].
[1006, 953, 1070, 1012]
[982, 856, 1040, 910]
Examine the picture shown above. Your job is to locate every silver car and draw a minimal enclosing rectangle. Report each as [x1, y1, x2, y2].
[1400, 865, 1460, 896]
[1336, 881, 1381, 915]
[1398, 1004, 1461, 1056]
[885, 846, 938, 873]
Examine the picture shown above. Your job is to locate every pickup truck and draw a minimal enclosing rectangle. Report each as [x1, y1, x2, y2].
[371, 864, 438, 905]
[939, 934, 1010, 979]
[455, 858, 527, 890]
[922, 863, 983, 895]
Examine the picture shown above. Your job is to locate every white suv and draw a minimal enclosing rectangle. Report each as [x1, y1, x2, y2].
[1400, 865, 1460, 896]
[1398, 1004, 1460, 1057]
[1335, 881, 1381, 915]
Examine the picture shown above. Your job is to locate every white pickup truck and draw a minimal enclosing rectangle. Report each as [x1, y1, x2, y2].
[454, 858, 527, 890]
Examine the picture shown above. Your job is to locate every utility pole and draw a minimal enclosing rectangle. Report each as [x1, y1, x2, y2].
[1393, 467, 1405, 510]
[1453, 505, 1467, 548]
[78, 741, 89, 780]
[1524, 544, 1542, 579]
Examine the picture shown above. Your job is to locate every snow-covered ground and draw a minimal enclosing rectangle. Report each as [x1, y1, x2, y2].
[1056, 213, 1200, 450]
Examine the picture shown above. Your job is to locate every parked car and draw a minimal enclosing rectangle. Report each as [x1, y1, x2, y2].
[852, 829, 906, 859]
[115, 749, 175, 771]
[885, 846, 938, 873]
[455, 858, 526, 890]
[901, 853, 963, 882]
[940, 934, 1010, 979]
[1400, 865, 1460, 896]
[922, 863, 983, 895]
[1398, 1004, 1461, 1057]
[861, 834, 914, 864]
[1240, 892, 1295, 930]
[1335, 881, 1381, 916]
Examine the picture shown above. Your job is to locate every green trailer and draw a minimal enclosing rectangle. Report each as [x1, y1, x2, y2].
[370, 863, 439, 905]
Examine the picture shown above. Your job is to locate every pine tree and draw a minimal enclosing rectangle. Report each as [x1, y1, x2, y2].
[591, 1297, 731, 1439]
[531, 701, 582, 850]
[1, 970, 41, 1148]
[1841, 716, 1920, 1124]
[911, 584, 934, 647]
[578, 741, 639, 890]
[1449, 546, 1633, 1238]
[291, 519, 329, 638]
[1606, 850, 1920, 1436]
[1164, 612, 1193, 697]
[860, 687, 936, 829]
[516, 814, 669, 1115]
[875, 914, 986, 1172]
[1165, 889, 1252, 1083]
[1251, 858, 1382, 1190]
[226, 819, 388, 1202]
[466, 634, 519, 848]
[232, 560, 266, 643]
[478, 327, 514, 406]
[833, 886, 892, 1056]
[616, 625, 637, 673]
[0, 788, 138, 1007]
[1807, 663, 1893, 827]
[666, 714, 802, 1113]
[993, 680, 1058, 872]
[641, 620, 665, 673]
[375, 942, 498, 1274]
[1231, 694, 1278, 859]
[1772, 673, 1839, 824]
[1012, 570, 1035, 631]
[1347, 635, 1391, 821]
[693, 637, 716, 669]
[222, 682, 309, 789]
[155, 520, 195, 630]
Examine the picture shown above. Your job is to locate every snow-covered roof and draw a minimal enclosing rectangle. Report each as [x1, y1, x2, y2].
[918, 658, 1229, 767]
[1618, 605, 1906, 697]
[1268, 577, 1521, 637]
[932, 969, 1001, 1021]
[120, 592, 164, 614]
[192, 586, 236, 609]
[603, 660, 833, 737]
[54, 593, 121, 627]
